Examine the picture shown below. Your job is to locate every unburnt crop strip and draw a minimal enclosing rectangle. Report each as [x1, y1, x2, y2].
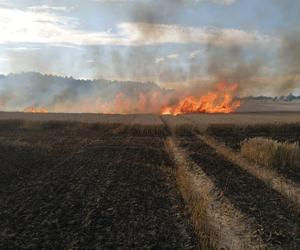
[206, 123, 300, 150]
[200, 134, 300, 209]
[165, 137, 264, 249]
[178, 135, 300, 248]
[240, 137, 300, 169]
[206, 123, 300, 184]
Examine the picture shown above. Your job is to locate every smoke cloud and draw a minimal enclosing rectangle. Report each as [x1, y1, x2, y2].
[0, 0, 299, 113]
[0, 72, 173, 113]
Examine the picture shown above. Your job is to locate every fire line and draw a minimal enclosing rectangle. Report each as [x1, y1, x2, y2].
[161, 82, 241, 115]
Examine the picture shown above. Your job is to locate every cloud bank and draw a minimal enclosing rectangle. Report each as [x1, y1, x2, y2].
[0, 7, 273, 47]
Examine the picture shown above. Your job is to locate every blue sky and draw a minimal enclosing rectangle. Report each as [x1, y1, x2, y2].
[0, 0, 299, 95]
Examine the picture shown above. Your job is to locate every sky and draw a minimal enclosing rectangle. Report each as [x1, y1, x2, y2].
[0, 0, 299, 95]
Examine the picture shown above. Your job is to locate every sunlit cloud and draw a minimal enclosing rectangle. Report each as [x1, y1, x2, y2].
[28, 5, 75, 12]
[167, 54, 179, 59]
[211, 0, 237, 5]
[190, 50, 202, 59]
[0, 7, 276, 47]
[6, 47, 41, 51]
[155, 57, 165, 64]
[93, 0, 238, 5]
[118, 22, 276, 46]
[0, 57, 10, 62]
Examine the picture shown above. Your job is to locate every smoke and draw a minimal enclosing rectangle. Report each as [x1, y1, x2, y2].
[0, 72, 173, 113]
[130, 0, 188, 25]
[1, 0, 300, 114]
[276, 36, 300, 94]
[269, 0, 300, 94]
[205, 43, 264, 96]
[125, 0, 280, 97]
[281, 37, 300, 76]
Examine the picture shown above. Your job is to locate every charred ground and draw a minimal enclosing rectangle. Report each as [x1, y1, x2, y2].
[1, 113, 300, 249]
[0, 120, 197, 249]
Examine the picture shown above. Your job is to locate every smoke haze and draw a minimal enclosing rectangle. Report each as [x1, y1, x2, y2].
[0, 0, 299, 112]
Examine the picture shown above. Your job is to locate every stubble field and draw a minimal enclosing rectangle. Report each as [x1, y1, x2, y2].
[1, 112, 300, 249]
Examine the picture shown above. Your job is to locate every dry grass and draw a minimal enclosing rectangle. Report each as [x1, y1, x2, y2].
[161, 115, 191, 128]
[241, 137, 300, 169]
[201, 134, 300, 209]
[161, 114, 196, 136]
[0, 119, 169, 137]
[130, 114, 164, 125]
[0, 112, 163, 125]
[185, 113, 300, 132]
[165, 137, 264, 249]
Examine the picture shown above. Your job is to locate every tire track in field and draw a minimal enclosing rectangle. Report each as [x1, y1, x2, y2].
[203, 123, 300, 185]
[199, 134, 300, 210]
[160, 116, 264, 248]
[179, 135, 300, 248]
[165, 137, 265, 249]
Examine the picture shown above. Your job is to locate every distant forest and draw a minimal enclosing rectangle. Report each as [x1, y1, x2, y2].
[242, 94, 300, 101]
[0, 72, 299, 106]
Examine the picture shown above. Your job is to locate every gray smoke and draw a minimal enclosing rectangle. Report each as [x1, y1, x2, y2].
[1, 0, 300, 113]
[273, 0, 300, 94]
[205, 43, 264, 96]
[0, 72, 174, 113]
[276, 36, 300, 94]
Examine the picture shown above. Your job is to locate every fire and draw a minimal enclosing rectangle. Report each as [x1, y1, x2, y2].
[24, 106, 49, 113]
[161, 82, 241, 115]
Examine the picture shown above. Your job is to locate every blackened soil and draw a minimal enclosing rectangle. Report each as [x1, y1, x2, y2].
[0, 123, 198, 249]
[206, 124, 300, 184]
[264, 159, 300, 185]
[178, 135, 300, 249]
[206, 123, 300, 150]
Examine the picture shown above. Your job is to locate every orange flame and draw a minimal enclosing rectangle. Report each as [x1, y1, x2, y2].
[161, 82, 241, 115]
[24, 106, 49, 113]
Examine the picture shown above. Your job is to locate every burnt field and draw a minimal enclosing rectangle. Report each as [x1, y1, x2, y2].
[177, 134, 300, 248]
[206, 123, 300, 150]
[1, 112, 300, 249]
[205, 123, 300, 185]
[0, 120, 197, 249]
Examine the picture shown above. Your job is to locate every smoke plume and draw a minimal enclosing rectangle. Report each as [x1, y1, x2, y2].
[0, 0, 299, 113]
[0, 72, 173, 113]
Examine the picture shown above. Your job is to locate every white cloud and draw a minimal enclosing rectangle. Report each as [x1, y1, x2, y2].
[155, 57, 165, 64]
[50, 44, 84, 50]
[0, 57, 10, 62]
[167, 54, 179, 59]
[119, 22, 276, 46]
[210, 0, 237, 5]
[28, 5, 74, 12]
[0, 0, 10, 7]
[190, 50, 202, 59]
[93, 0, 238, 5]
[0, 7, 275, 47]
[6, 47, 41, 51]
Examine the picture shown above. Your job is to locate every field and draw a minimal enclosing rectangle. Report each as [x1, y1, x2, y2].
[1, 112, 300, 249]
[237, 99, 300, 112]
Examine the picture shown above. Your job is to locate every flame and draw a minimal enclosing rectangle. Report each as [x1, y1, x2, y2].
[24, 106, 49, 113]
[161, 82, 241, 115]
